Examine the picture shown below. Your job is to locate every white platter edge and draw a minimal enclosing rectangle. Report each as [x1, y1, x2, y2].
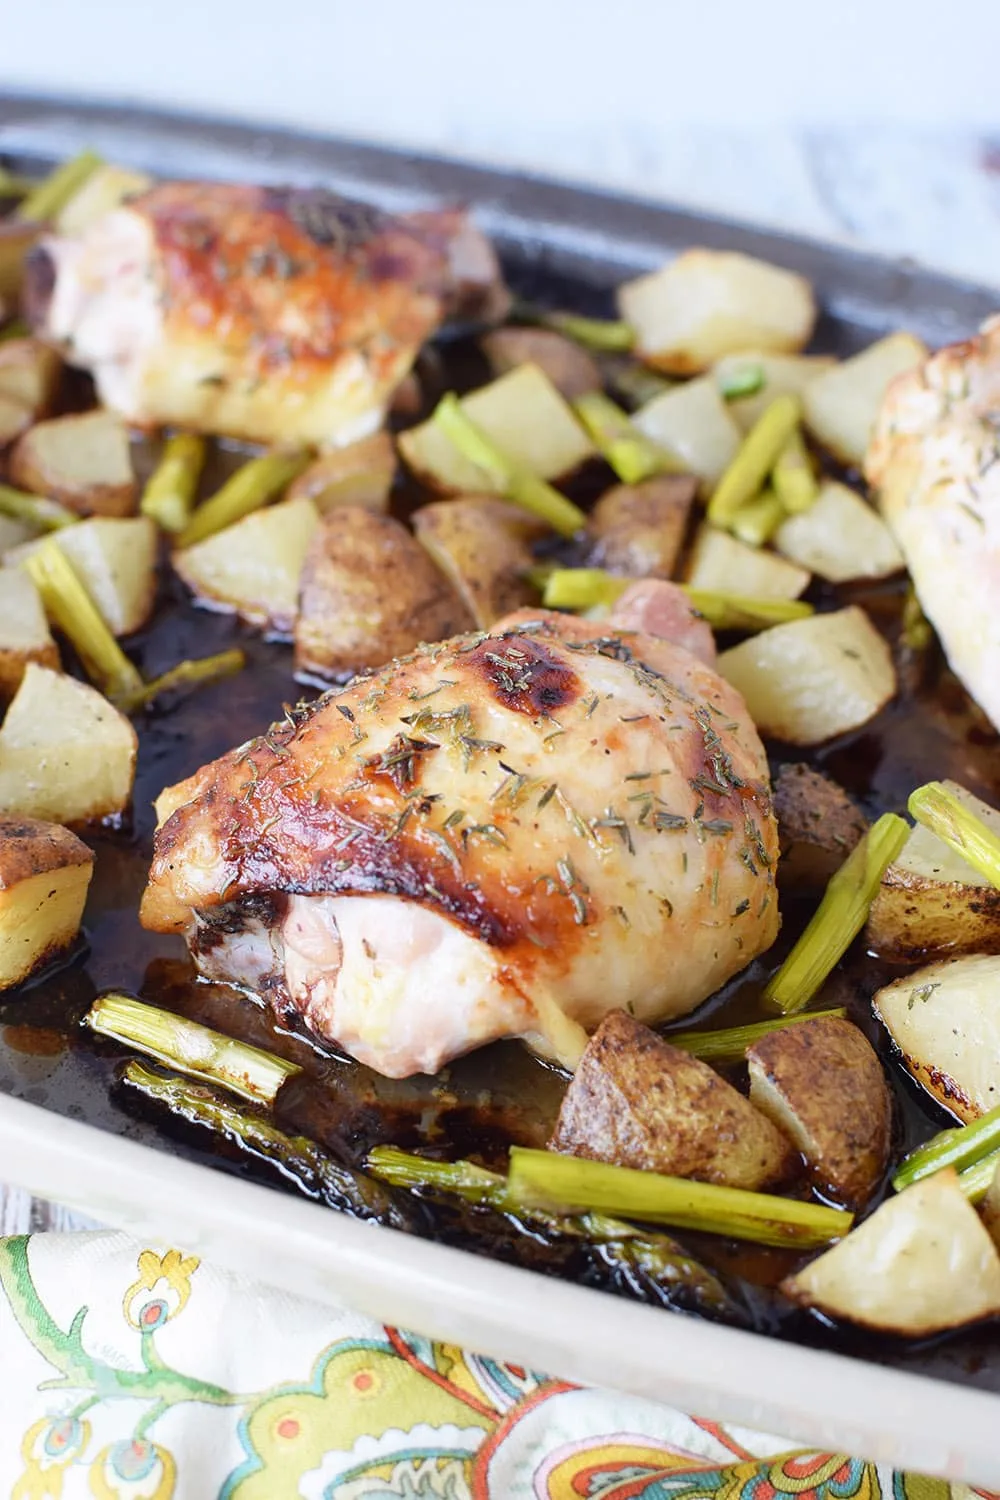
[0, 1091, 995, 1484]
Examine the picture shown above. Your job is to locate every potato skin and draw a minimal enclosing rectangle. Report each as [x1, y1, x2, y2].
[873, 954, 1000, 1124]
[773, 763, 867, 891]
[0, 816, 93, 888]
[9, 411, 136, 518]
[588, 475, 696, 581]
[479, 326, 600, 401]
[411, 497, 541, 628]
[747, 1016, 891, 1208]
[285, 431, 395, 514]
[294, 508, 474, 679]
[867, 869, 1000, 962]
[549, 1009, 798, 1191]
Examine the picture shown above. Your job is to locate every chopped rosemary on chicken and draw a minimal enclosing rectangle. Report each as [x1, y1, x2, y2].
[893, 1104, 1000, 1193]
[141, 432, 207, 533]
[506, 1147, 854, 1248]
[16, 149, 103, 222]
[909, 781, 1000, 890]
[24, 539, 143, 701]
[668, 1006, 847, 1064]
[764, 813, 910, 1014]
[573, 391, 685, 483]
[178, 448, 310, 547]
[86, 993, 299, 1104]
[707, 394, 802, 528]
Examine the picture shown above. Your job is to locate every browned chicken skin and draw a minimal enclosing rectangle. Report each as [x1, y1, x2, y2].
[26, 183, 507, 448]
[141, 585, 779, 1078]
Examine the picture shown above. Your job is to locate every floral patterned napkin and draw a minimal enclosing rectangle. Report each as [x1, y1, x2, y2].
[0, 1230, 978, 1500]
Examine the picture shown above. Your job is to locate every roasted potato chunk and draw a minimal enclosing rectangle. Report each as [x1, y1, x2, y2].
[874, 954, 1000, 1124]
[684, 524, 809, 600]
[0, 815, 94, 989]
[398, 363, 595, 495]
[867, 781, 1000, 961]
[175, 497, 319, 635]
[0, 568, 59, 699]
[285, 432, 395, 514]
[803, 332, 927, 467]
[0, 338, 61, 418]
[618, 250, 816, 375]
[0, 392, 32, 449]
[718, 606, 896, 745]
[631, 376, 741, 495]
[782, 1169, 1000, 1335]
[0, 515, 39, 557]
[412, 497, 542, 628]
[479, 327, 601, 401]
[295, 509, 474, 679]
[0, 220, 41, 303]
[747, 1016, 890, 1207]
[0, 663, 137, 824]
[10, 516, 158, 637]
[714, 352, 837, 432]
[773, 763, 867, 890]
[549, 1010, 797, 1191]
[775, 481, 903, 583]
[588, 475, 696, 580]
[10, 410, 137, 518]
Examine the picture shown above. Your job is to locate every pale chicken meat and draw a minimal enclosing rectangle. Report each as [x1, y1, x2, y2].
[140, 582, 779, 1078]
[24, 182, 507, 449]
[866, 315, 1000, 730]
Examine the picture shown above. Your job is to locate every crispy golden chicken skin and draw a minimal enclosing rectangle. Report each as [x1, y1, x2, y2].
[25, 182, 506, 448]
[866, 315, 1000, 730]
[141, 584, 779, 1079]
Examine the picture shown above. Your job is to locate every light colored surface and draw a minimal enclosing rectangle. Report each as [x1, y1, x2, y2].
[2, 1, 1000, 285]
[0, 1090, 999, 1485]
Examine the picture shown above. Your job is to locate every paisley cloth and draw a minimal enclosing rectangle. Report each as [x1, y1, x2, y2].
[0, 1231, 982, 1500]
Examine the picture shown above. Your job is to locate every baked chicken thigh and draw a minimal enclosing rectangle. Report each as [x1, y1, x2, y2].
[141, 583, 779, 1078]
[866, 315, 1000, 730]
[25, 183, 506, 448]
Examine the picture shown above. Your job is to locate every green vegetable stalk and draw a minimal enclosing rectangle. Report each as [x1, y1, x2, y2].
[683, 589, 813, 631]
[707, 395, 801, 529]
[893, 1104, 1000, 1193]
[16, 150, 103, 222]
[0, 483, 78, 531]
[367, 1146, 736, 1316]
[542, 568, 629, 611]
[432, 393, 585, 538]
[86, 993, 299, 1105]
[730, 489, 784, 547]
[506, 1147, 853, 1248]
[512, 301, 634, 352]
[141, 433, 207, 533]
[668, 1006, 847, 1065]
[573, 391, 685, 484]
[178, 449, 310, 548]
[24, 540, 143, 701]
[764, 813, 910, 1014]
[909, 782, 1000, 890]
[121, 650, 246, 711]
[771, 430, 818, 515]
